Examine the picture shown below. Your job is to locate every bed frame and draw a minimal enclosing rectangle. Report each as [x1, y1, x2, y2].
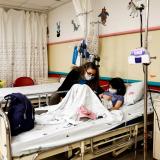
[0, 92, 51, 109]
[0, 107, 153, 160]
[0, 82, 61, 108]
[0, 90, 69, 109]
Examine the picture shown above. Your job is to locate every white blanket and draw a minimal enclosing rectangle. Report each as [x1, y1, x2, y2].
[11, 89, 158, 157]
[36, 84, 123, 125]
[11, 84, 125, 156]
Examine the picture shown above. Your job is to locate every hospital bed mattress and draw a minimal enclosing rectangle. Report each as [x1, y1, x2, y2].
[11, 92, 158, 157]
[0, 83, 61, 102]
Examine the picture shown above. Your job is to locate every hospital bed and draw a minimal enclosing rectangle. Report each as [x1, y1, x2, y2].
[0, 92, 158, 160]
[0, 83, 61, 107]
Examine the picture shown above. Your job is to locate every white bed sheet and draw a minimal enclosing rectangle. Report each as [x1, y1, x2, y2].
[11, 90, 159, 157]
[0, 83, 61, 101]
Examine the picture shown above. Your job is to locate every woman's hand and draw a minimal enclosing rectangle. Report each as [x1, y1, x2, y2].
[99, 94, 112, 100]
[99, 94, 103, 99]
[102, 94, 112, 100]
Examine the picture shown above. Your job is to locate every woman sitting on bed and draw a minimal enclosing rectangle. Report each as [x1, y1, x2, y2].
[49, 62, 104, 105]
[99, 77, 126, 110]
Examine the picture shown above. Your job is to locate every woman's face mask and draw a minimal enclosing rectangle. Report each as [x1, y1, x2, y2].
[84, 72, 94, 81]
[84, 69, 96, 81]
[108, 88, 117, 94]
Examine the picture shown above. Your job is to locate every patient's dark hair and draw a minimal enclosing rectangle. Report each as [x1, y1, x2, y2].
[109, 77, 126, 95]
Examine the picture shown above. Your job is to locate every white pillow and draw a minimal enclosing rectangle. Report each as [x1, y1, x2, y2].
[124, 81, 144, 105]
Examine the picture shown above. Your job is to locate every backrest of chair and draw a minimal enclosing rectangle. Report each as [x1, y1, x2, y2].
[13, 77, 34, 87]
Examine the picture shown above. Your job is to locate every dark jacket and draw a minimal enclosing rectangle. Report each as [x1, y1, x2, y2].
[57, 69, 103, 97]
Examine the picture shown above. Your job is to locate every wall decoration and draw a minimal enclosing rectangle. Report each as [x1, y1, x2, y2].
[98, 7, 109, 26]
[71, 19, 80, 31]
[56, 21, 61, 37]
[128, 0, 139, 17]
[128, 0, 144, 18]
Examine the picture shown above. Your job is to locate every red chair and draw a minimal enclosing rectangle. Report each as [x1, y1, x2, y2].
[13, 77, 34, 87]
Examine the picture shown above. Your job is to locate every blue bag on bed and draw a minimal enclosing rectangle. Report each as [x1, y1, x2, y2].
[4, 93, 35, 136]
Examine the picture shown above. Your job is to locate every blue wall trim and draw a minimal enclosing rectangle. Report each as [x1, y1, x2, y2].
[100, 77, 141, 83]
[48, 71, 160, 87]
[48, 71, 68, 76]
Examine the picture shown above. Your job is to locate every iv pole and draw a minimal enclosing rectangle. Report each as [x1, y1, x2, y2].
[143, 0, 149, 159]
[78, 1, 92, 66]
[128, 0, 150, 159]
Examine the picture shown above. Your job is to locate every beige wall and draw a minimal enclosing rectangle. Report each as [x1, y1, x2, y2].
[48, 0, 160, 83]
[48, 29, 160, 82]
[48, 41, 79, 72]
[100, 30, 160, 81]
[48, 0, 160, 43]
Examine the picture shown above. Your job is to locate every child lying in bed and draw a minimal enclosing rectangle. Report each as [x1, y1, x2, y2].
[36, 83, 124, 124]
[99, 77, 126, 110]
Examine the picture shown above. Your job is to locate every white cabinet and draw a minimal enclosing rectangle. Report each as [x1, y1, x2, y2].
[153, 99, 160, 160]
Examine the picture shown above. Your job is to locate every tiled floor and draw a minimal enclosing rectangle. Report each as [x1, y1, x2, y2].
[45, 141, 153, 160]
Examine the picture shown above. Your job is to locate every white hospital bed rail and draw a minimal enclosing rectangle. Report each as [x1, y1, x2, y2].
[0, 83, 62, 107]
[0, 90, 68, 108]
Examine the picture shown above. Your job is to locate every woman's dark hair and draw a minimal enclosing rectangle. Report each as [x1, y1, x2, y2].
[109, 77, 126, 95]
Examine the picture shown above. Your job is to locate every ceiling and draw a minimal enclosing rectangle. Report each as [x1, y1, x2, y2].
[0, 0, 72, 12]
